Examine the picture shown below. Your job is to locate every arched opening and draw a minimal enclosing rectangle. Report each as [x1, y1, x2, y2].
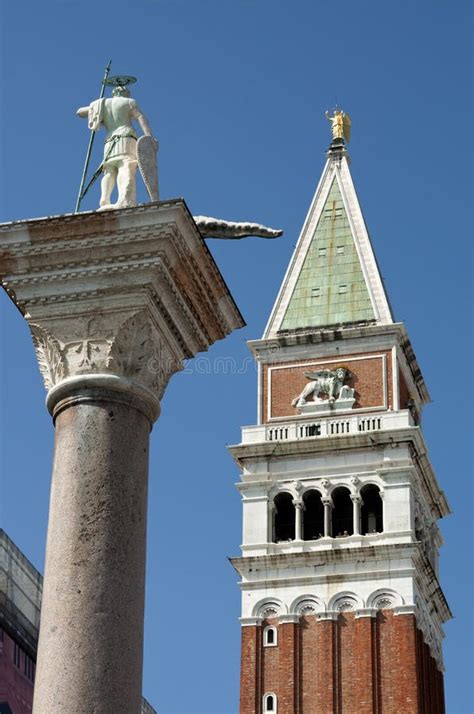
[263, 625, 277, 647]
[273, 493, 295, 542]
[360, 485, 383, 534]
[331, 487, 353, 537]
[302, 490, 324, 540]
[263, 693, 277, 713]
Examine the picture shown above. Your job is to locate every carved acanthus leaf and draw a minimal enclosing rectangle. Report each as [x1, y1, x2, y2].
[29, 324, 67, 390]
[106, 311, 152, 378]
[106, 311, 181, 396]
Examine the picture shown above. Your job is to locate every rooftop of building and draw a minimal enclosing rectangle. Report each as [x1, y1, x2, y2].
[0, 530, 157, 713]
[0, 529, 42, 657]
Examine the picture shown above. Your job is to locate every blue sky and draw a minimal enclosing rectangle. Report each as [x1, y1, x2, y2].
[0, 1, 472, 712]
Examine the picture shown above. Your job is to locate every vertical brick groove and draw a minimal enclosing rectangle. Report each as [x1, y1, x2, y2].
[416, 627, 424, 713]
[331, 619, 338, 713]
[334, 616, 341, 714]
[371, 615, 380, 714]
[294, 621, 301, 713]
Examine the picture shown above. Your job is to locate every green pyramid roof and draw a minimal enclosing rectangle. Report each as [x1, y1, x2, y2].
[280, 178, 376, 330]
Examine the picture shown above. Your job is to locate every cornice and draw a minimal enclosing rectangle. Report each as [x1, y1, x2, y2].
[231, 541, 451, 625]
[231, 540, 418, 573]
[0, 198, 187, 237]
[248, 322, 406, 354]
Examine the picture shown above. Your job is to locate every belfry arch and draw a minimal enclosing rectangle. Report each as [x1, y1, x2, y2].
[360, 484, 384, 534]
[273, 493, 295, 542]
[302, 490, 324, 540]
[331, 487, 353, 537]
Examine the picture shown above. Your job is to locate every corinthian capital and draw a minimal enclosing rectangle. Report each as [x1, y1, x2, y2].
[1, 201, 244, 422]
[30, 310, 180, 400]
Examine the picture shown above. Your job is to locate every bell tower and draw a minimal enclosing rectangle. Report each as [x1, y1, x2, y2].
[230, 124, 450, 713]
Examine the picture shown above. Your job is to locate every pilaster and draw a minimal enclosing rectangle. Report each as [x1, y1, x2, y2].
[240, 625, 262, 714]
[278, 622, 298, 713]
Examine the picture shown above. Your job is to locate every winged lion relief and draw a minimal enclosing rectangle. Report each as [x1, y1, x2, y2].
[292, 367, 355, 413]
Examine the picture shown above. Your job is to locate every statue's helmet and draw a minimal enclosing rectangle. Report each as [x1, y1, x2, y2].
[112, 85, 131, 98]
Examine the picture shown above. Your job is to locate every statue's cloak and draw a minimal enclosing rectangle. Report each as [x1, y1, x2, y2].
[88, 98, 105, 132]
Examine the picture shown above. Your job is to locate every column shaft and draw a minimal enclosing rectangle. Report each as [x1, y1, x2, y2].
[33, 389, 151, 714]
[294, 503, 303, 540]
[323, 502, 332, 538]
[352, 497, 361, 535]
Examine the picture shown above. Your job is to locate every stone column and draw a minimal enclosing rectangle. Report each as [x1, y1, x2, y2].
[0, 202, 244, 713]
[36, 381, 153, 712]
[294, 500, 304, 541]
[351, 494, 362, 535]
[322, 497, 333, 538]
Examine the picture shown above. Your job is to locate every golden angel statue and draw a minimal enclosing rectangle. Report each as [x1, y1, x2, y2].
[325, 108, 351, 143]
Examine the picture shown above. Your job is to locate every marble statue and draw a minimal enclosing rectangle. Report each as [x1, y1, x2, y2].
[77, 85, 157, 210]
[325, 108, 351, 143]
[292, 367, 354, 408]
[77, 84, 282, 239]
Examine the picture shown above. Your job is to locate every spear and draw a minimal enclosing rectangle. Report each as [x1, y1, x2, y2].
[74, 60, 112, 213]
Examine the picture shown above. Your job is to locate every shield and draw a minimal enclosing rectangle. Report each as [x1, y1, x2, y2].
[137, 135, 159, 202]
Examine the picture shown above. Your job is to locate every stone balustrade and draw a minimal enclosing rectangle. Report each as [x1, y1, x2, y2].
[241, 409, 414, 445]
